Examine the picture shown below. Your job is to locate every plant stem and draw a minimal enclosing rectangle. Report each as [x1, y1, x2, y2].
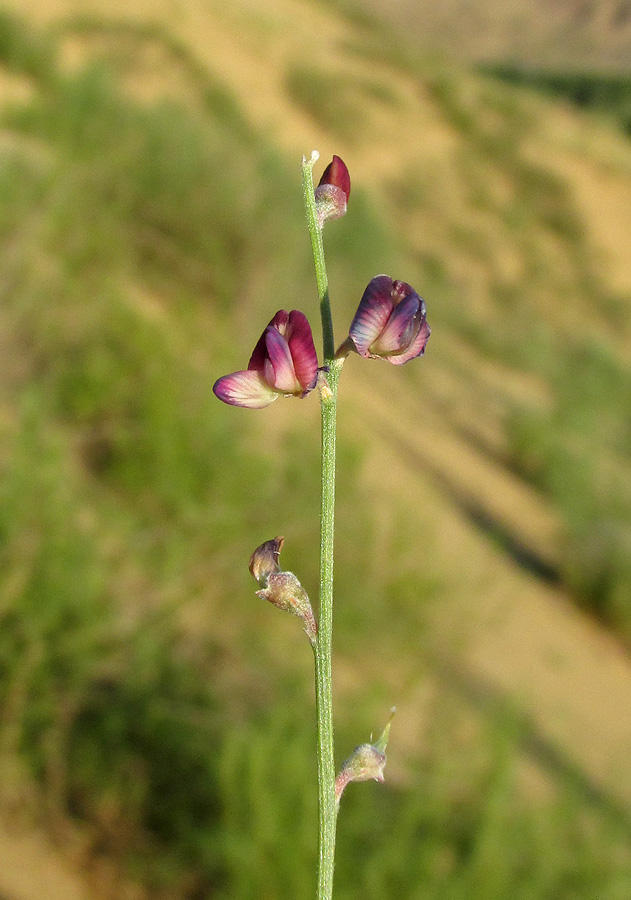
[303, 153, 335, 361]
[315, 361, 340, 900]
[302, 152, 341, 900]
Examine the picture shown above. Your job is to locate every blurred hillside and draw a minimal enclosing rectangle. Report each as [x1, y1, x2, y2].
[0, 1, 631, 898]
[358, 0, 631, 70]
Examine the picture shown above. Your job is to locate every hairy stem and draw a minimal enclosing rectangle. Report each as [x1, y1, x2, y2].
[302, 152, 340, 900]
[303, 152, 335, 360]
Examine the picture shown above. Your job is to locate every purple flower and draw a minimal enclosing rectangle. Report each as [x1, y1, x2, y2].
[341, 274, 430, 365]
[213, 310, 319, 408]
[315, 155, 351, 224]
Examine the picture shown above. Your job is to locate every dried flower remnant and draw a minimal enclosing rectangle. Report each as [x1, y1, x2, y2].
[335, 709, 395, 808]
[315, 154, 351, 225]
[339, 274, 430, 365]
[250, 537, 317, 645]
[213, 309, 319, 408]
[249, 536, 284, 585]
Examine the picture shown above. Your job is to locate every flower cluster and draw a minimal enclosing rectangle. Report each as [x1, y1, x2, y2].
[213, 155, 430, 409]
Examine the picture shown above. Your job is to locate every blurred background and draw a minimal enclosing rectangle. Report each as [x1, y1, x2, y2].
[0, 0, 630, 897]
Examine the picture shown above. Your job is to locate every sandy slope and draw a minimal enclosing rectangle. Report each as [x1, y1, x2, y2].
[361, 0, 631, 70]
[341, 362, 631, 807]
[0, 822, 88, 900]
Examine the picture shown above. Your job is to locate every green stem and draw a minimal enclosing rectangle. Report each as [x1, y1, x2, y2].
[302, 152, 341, 900]
[303, 153, 335, 360]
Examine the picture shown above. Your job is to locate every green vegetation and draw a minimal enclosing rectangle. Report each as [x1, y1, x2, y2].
[507, 341, 631, 629]
[284, 63, 369, 140]
[0, 8, 630, 899]
[484, 64, 631, 136]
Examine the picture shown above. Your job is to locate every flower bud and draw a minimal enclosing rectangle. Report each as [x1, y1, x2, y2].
[249, 537, 317, 645]
[315, 155, 351, 225]
[335, 709, 395, 807]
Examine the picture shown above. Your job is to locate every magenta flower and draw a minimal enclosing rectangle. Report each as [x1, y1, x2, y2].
[213, 309, 319, 408]
[315, 155, 351, 225]
[340, 274, 430, 365]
